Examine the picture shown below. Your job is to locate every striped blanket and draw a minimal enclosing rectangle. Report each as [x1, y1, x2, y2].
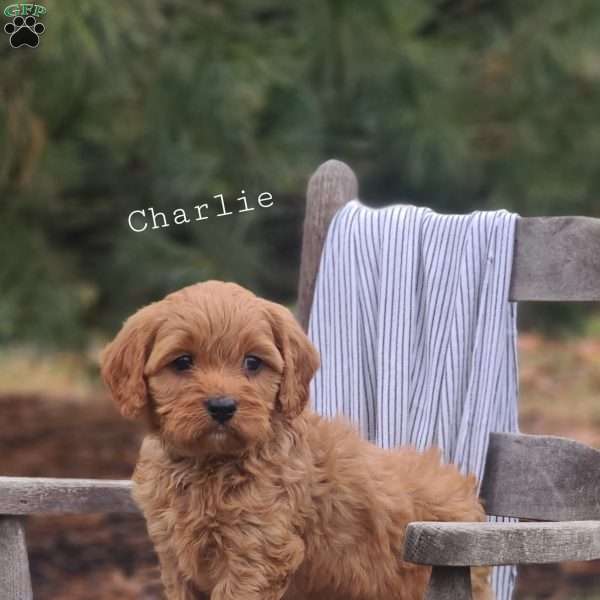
[308, 199, 519, 599]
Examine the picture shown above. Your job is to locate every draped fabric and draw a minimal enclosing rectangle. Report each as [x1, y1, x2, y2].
[308, 200, 519, 599]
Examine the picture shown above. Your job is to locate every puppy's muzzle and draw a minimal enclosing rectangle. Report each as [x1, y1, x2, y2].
[205, 396, 237, 424]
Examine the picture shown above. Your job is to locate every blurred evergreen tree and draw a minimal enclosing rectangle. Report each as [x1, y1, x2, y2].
[1, 0, 599, 345]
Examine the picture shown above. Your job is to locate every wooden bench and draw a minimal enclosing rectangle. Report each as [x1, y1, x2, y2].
[0, 478, 136, 598]
[2, 158, 600, 598]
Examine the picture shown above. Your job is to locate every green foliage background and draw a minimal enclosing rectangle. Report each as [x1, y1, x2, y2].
[1, 0, 600, 346]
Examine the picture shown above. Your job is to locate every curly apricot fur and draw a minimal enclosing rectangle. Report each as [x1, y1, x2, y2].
[102, 281, 491, 600]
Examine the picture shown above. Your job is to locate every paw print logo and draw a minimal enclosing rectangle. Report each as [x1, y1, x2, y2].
[4, 15, 45, 48]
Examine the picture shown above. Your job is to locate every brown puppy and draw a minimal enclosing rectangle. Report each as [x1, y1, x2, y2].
[101, 281, 491, 600]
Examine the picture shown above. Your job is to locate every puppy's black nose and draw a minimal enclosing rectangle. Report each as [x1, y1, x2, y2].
[205, 396, 237, 424]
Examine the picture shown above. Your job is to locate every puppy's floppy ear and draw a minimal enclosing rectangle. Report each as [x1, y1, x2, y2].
[265, 302, 320, 419]
[100, 303, 163, 419]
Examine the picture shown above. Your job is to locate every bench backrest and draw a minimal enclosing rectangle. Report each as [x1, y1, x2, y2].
[297, 159, 600, 521]
[481, 432, 600, 520]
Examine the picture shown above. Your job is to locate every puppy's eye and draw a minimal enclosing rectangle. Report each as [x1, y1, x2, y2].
[172, 355, 194, 372]
[243, 355, 263, 373]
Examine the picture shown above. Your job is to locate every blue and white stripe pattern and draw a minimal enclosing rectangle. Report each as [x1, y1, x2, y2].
[308, 199, 519, 599]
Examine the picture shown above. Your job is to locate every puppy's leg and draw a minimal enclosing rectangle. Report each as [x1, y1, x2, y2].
[212, 580, 288, 600]
[471, 566, 492, 600]
[156, 546, 206, 600]
[210, 534, 305, 600]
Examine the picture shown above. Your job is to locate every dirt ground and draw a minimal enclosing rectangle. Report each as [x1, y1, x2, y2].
[1, 333, 600, 599]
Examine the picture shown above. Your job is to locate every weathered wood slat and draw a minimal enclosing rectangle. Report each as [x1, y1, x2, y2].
[0, 477, 137, 515]
[0, 517, 33, 600]
[510, 216, 600, 301]
[296, 159, 358, 330]
[425, 566, 472, 600]
[404, 521, 600, 566]
[480, 432, 600, 521]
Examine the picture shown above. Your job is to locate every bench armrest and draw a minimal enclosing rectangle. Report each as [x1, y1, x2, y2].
[404, 520, 600, 566]
[0, 476, 136, 515]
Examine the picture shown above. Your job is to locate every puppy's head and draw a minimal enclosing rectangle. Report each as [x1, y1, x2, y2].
[101, 281, 319, 457]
